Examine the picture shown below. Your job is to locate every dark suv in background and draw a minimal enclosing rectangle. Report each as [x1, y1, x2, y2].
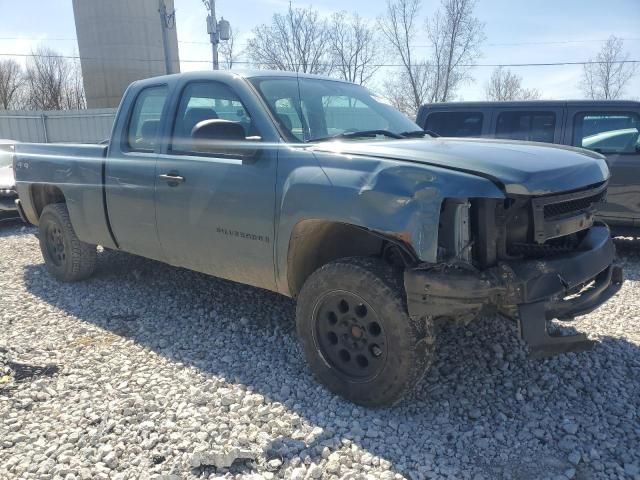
[417, 101, 640, 233]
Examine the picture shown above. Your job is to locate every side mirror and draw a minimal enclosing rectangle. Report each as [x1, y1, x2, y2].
[191, 119, 261, 161]
[240, 136, 263, 164]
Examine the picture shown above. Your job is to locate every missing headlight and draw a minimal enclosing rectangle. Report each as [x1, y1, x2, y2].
[438, 198, 472, 262]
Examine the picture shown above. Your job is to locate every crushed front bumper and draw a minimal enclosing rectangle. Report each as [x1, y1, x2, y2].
[404, 225, 623, 358]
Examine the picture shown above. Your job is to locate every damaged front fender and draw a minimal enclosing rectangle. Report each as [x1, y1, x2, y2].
[307, 150, 505, 261]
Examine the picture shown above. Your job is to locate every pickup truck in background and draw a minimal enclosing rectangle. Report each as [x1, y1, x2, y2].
[417, 100, 640, 234]
[13, 71, 623, 406]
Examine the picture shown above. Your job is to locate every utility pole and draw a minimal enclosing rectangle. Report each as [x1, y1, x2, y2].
[202, 0, 230, 70]
[158, 0, 176, 74]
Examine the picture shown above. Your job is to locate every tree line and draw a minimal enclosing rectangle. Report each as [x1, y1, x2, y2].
[243, 0, 637, 116]
[0, 0, 636, 115]
[0, 46, 85, 111]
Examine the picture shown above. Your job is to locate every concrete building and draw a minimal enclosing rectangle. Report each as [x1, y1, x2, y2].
[72, 0, 180, 108]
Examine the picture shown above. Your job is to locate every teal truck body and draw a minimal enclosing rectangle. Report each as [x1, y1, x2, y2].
[13, 71, 623, 406]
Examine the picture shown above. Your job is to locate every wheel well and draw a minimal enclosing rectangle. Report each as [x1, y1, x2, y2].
[31, 184, 65, 220]
[286, 219, 417, 297]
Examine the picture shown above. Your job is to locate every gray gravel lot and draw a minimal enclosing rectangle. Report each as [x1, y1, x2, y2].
[1, 222, 639, 480]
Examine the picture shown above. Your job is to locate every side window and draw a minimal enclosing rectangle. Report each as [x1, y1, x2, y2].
[425, 112, 483, 137]
[495, 111, 556, 143]
[127, 85, 168, 152]
[171, 81, 254, 154]
[573, 112, 640, 154]
[273, 98, 305, 140]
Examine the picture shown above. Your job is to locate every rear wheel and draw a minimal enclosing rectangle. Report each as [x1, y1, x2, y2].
[296, 257, 436, 407]
[39, 203, 97, 282]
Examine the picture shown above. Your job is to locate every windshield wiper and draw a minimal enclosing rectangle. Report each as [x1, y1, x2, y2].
[306, 129, 405, 143]
[399, 129, 440, 138]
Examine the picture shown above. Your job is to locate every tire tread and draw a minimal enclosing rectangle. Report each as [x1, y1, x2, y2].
[39, 203, 97, 282]
[296, 256, 436, 407]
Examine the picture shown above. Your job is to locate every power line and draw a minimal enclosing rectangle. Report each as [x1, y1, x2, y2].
[411, 37, 640, 48]
[1, 51, 638, 69]
[1, 36, 639, 49]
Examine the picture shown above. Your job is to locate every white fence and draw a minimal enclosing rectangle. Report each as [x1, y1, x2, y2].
[0, 108, 117, 144]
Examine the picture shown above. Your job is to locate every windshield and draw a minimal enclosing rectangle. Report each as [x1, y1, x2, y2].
[249, 77, 420, 142]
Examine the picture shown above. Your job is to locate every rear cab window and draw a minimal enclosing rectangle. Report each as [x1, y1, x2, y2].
[425, 112, 484, 137]
[495, 111, 556, 143]
[573, 112, 640, 154]
[126, 85, 169, 152]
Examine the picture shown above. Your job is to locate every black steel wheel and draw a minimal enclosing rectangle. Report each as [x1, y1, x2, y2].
[44, 223, 66, 267]
[39, 203, 97, 282]
[296, 257, 436, 407]
[314, 291, 387, 382]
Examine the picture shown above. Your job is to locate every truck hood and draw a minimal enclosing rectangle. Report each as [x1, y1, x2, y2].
[310, 137, 609, 196]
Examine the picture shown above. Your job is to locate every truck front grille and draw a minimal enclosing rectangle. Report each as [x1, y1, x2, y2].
[531, 183, 607, 244]
[543, 188, 607, 218]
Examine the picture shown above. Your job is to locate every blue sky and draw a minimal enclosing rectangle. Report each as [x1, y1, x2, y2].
[1, 0, 638, 100]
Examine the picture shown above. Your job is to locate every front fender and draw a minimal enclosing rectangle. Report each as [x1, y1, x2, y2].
[275, 147, 504, 293]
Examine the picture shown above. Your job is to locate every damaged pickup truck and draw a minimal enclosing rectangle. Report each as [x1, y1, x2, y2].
[13, 71, 623, 406]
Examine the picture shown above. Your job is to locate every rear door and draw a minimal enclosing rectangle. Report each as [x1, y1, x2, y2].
[154, 78, 278, 291]
[105, 84, 169, 260]
[566, 108, 640, 225]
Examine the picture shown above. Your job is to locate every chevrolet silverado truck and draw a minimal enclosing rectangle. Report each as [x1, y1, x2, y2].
[13, 71, 623, 407]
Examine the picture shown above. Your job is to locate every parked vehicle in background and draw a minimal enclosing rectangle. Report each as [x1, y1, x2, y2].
[0, 140, 18, 213]
[417, 101, 640, 233]
[13, 72, 623, 406]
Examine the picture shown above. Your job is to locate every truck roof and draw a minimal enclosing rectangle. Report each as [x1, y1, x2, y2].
[131, 70, 352, 89]
[420, 99, 640, 109]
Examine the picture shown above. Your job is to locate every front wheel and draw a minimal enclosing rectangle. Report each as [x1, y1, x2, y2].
[39, 203, 97, 282]
[296, 257, 436, 407]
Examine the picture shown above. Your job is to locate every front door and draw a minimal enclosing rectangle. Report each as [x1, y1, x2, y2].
[567, 108, 640, 225]
[154, 80, 278, 291]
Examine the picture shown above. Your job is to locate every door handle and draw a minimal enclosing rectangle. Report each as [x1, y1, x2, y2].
[159, 172, 185, 185]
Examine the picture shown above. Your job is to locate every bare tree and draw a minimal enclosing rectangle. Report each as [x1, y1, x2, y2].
[485, 67, 541, 101]
[581, 36, 638, 100]
[379, 0, 485, 116]
[24, 47, 86, 110]
[246, 3, 332, 74]
[378, 0, 431, 116]
[0, 59, 25, 109]
[427, 0, 485, 102]
[328, 12, 380, 86]
[63, 58, 86, 110]
[219, 28, 240, 70]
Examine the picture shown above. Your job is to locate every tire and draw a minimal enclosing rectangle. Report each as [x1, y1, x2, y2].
[296, 257, 436, 407]
[38, 203, 97, 282]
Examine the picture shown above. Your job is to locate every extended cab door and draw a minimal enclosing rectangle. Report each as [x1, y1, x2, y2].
[105, 84, 170, 261]
[565, 107, 640, 225]
[154, 78, 278, 291]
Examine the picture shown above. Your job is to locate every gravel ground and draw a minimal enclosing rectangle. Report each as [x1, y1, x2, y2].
[1, 221, 639, 480]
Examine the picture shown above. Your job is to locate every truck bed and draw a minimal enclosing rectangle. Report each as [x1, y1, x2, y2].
[14, 143, 116, 248]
